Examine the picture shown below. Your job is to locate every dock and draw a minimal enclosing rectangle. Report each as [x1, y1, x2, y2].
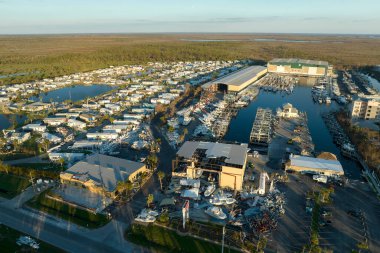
[255, 74, 297, 93]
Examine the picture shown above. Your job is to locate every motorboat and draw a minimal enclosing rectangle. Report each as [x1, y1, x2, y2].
[230, 220, 243, 226]
[204, 184, 216, 197]
[225, 198, 236, 205]
[341, 143, 358, 160]
[209, 197, 224, 206]
[205, 206, 227, 220]
[135, 213, 156, 223]
[16, 236, 39, 249]
[141, 208, 159, 217]
[209, 194, 236, 205]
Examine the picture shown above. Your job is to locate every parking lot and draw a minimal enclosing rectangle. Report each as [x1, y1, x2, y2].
[267, 174, 314, 252]
[320, 179, 380, 252]
[264, 171, 380, 253]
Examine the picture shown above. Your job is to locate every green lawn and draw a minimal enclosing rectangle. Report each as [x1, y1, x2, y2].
[126, 224, 240, 253]
[0, 173, 31, 199]
[0, 224, 66, 253]
[27, 191, 110, 229]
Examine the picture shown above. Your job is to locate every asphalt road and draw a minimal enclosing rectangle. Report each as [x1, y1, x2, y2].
[0, 185, 155, 253]
[110, 119, 176, 222]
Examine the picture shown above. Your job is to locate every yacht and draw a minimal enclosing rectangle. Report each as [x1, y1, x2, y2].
[204, 184, 216, 197]
[205, 206, 227, 220]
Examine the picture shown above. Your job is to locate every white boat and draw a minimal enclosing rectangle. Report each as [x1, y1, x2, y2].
[204, 184, 216, 197]
[325, 97, 331, 104]
[16, 236, 39, 249]
[341, 143, 358, 160]
[141, 208, 159, 217]
[236, 100, 248, 107]
[135, 214, 156, 223]
[205, 206, 227, 220]
[209, 195, 236, 205]
[182, 116, 192, 126]
[209, 197, 224, 206]
[225, 198, 236, 205]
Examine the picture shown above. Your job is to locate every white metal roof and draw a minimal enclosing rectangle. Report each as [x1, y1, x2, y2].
[290, 155, 344, 173]
[202, 66, 266, 89]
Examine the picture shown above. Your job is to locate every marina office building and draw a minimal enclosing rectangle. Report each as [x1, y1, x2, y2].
[202, 65, 267, 93]
[268, 58, 333, 77]
[172, 141, 248, 191]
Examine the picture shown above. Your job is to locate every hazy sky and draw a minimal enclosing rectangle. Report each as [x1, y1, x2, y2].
[0, 0, 379, 34]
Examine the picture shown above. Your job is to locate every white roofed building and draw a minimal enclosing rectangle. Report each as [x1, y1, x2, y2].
[277, 103, 299, 118]
[285, 154, 344, 176]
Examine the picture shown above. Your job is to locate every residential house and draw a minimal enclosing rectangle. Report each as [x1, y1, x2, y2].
[9, 132, 31, 144]
[86, 132, 118, 141]
[22, 124, 47, 133]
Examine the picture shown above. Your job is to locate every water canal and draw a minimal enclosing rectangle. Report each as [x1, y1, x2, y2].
[0, 114, 26, 131]
[0, 84, 115, 131]
[30, 84, 115, 103]
[224, 83, 362, 179]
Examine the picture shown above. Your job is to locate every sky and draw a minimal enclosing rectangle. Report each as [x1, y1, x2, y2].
[0, 0, 379, 34]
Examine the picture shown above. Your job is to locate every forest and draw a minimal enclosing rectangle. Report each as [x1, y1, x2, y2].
[0, 33, 379, 85]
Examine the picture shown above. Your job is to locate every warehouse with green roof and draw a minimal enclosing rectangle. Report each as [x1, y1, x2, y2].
[268, 58, 332, 77]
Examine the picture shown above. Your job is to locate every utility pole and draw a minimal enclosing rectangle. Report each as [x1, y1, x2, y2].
[221, 225, 225, 253]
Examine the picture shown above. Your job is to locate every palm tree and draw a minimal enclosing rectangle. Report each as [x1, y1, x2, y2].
[147, 194, 154, 207]
[157, 171, 165, 190]
[39, 139, 50, 153]
[146, 154, 158, 171]
[125, 181, 133, 194]
[57, 157, 65, 168]
[9, 114, 18, 129]
[116, 181, 126, 195]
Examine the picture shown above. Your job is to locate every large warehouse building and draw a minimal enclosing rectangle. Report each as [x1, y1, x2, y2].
[268, 58, 332, 77]
[202, 65, 267, 93]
